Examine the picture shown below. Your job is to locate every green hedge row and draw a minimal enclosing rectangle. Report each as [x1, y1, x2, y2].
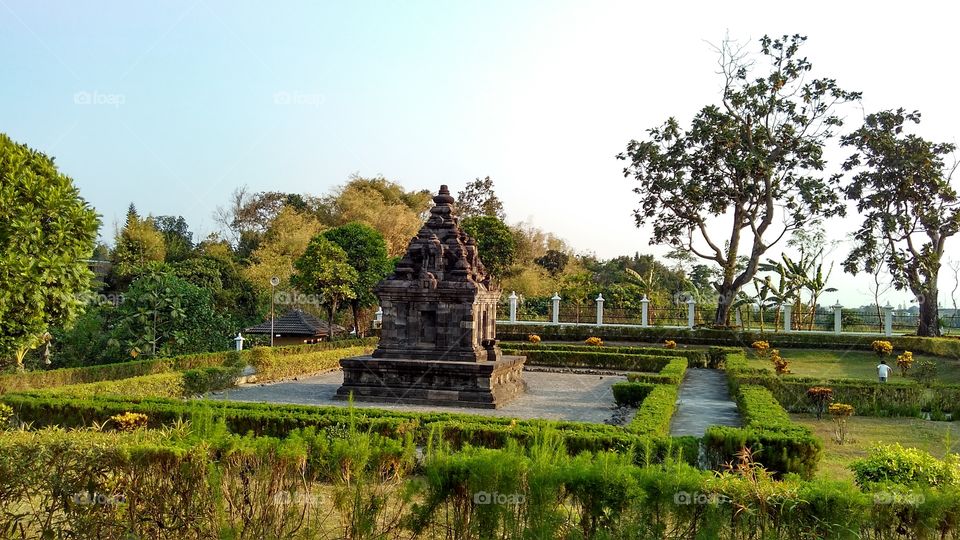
[249, 345, 372, 381]
[496, 323, 960, 359]
[0, 391, 699, 465]
[626, 357, 688, 384]
[0, 338, 379, 394]
[503, 342, 711, 366]
[628, 384, 680, 438]
[726, 350, 960, 418]
[502, 349, 673, 372]
[38, 372, 188, 400]
[703, 384, 822, 479]
[611, 382, 655, 406]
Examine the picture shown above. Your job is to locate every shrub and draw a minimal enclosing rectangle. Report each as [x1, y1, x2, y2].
[872, 340, 893, 357]
[829, 403, 854, 445]
[527, 334, 541, 343]
[806, 387, 833, 420]
[0, 403, 12, 429]
[627, 385, 679, 437]
[182, 366, 242, 395]
[914, 359, 938, 387]
[770, 349, 791, 376]
[896, 351, 914, 377]
[851, 444, 960, 488]
[109, 411, 148, 431]
[611, 382, 655, 407]
[584, 337, 603, 346]
[41, 372, 186, 399]
[250, 346, 370, 382]
[508, 350, 671, 372]
[626, 358, 687, 385]
[751, 340, 771, 357]
[502, 342, 710, 367]
[663, 340, 677, 349]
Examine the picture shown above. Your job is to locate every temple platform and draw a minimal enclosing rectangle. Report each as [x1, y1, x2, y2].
[335, 354, 526, 408]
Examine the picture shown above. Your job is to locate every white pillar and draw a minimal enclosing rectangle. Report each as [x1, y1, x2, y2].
[508, 291, 518, 323]
[833, 302, 843, 334]
[595, 293, 604, 326]
[783, 304, 792, 333]
[234, 333, 245, 351]
[686, 297, 696, 329]
[883, 302, 893, 337]
[641, 295, 650, 327]
[551, 292, 561, 325]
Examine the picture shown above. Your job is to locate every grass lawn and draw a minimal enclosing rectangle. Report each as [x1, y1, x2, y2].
[745, 348, 960, 384]
[793, 413, 960, 481]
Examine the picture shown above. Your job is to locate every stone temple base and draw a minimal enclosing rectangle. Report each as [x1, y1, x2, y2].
[336, 355, 526, 409]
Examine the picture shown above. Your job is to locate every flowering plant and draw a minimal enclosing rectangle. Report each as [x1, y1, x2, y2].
[663, 340, 677, 349]
[527, 334, 541, 343]
[584, 336, 603, 346]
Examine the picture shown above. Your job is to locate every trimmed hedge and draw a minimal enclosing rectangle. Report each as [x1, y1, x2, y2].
[503, 342, 710, 367]
[39, 372, 187, 400]
[249, 345, 372, 382]
[182, 366, 243, 396]
[611, 382, 655, 406]
[0, 391, 700, 465]
[703, 384, 822, 479]
[0, 338, 378, 394]
[628, 384, 679, 437]
[626, 357, 688, 384]
[497, 323, 960, 359]
[502, 349, 673, 372]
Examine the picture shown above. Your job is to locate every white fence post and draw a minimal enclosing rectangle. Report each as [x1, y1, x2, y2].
[884, 302, 893, 337]
[508, 291, 518, 323]
[783, 304, 792, 333]
[641, 295, 650, 327]
[595, 293, 604, 326]
[833, 302, 843, 334]
[686, 297, 696, 329]
[551, 292, 561, 325]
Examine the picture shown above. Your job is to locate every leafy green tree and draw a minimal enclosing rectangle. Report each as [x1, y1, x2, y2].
[322, 223, 392, 337]
[111, 205, 166, 285]
[460, 216, 517, 283]
[154, 215, 194, 262]
[617, 34, 859, 325]
[0, 133, 100, 368]
[534, 249, 569, 277]
[456, 176, 505, 220]
[292, 236, 358, 337]
[111, 271, 234, 357]
[840, 109, 960, 336]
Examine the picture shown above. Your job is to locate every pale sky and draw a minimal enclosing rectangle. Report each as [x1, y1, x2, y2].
[2, 1, 958, 308]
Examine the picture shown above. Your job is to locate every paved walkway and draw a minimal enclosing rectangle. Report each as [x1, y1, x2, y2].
[669, 369, 741, 437]
[208, 369, 625, 424]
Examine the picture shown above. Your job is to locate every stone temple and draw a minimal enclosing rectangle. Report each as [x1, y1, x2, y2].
[336, 185, 526, 408]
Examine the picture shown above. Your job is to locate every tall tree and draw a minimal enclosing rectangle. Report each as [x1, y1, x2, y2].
[322, 223, 392, 336]
[840, 109, 960, 337]
[534, 249, 569, 277]
[292, 236, 358, 338]
[242, 206, 325, 292]
[456, 176, 505, 220]
[460, 216, 517, 283]
[0, 133, 100, 367]
[154, 215, 194, 262]
[617, 34, 859, 325]
[112, 207, 166, 283]
[324, 175, 432, 257]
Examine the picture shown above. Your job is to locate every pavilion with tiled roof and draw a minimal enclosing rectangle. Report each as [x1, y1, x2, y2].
[244, 309, 347, 346]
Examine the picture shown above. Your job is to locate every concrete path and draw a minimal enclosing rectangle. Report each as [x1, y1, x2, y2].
[208, 369, 625, 424]
[669, 369, 741, 437]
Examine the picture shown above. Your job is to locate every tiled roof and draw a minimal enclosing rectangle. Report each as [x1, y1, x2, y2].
[244, 309, 346, 336]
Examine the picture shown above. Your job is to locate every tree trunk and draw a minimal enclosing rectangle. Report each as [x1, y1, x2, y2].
[351, 300, 364, 338]
[713, 284, 737, 327]
[327, 305, 336, 342]
[917, 285, 941, 337]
